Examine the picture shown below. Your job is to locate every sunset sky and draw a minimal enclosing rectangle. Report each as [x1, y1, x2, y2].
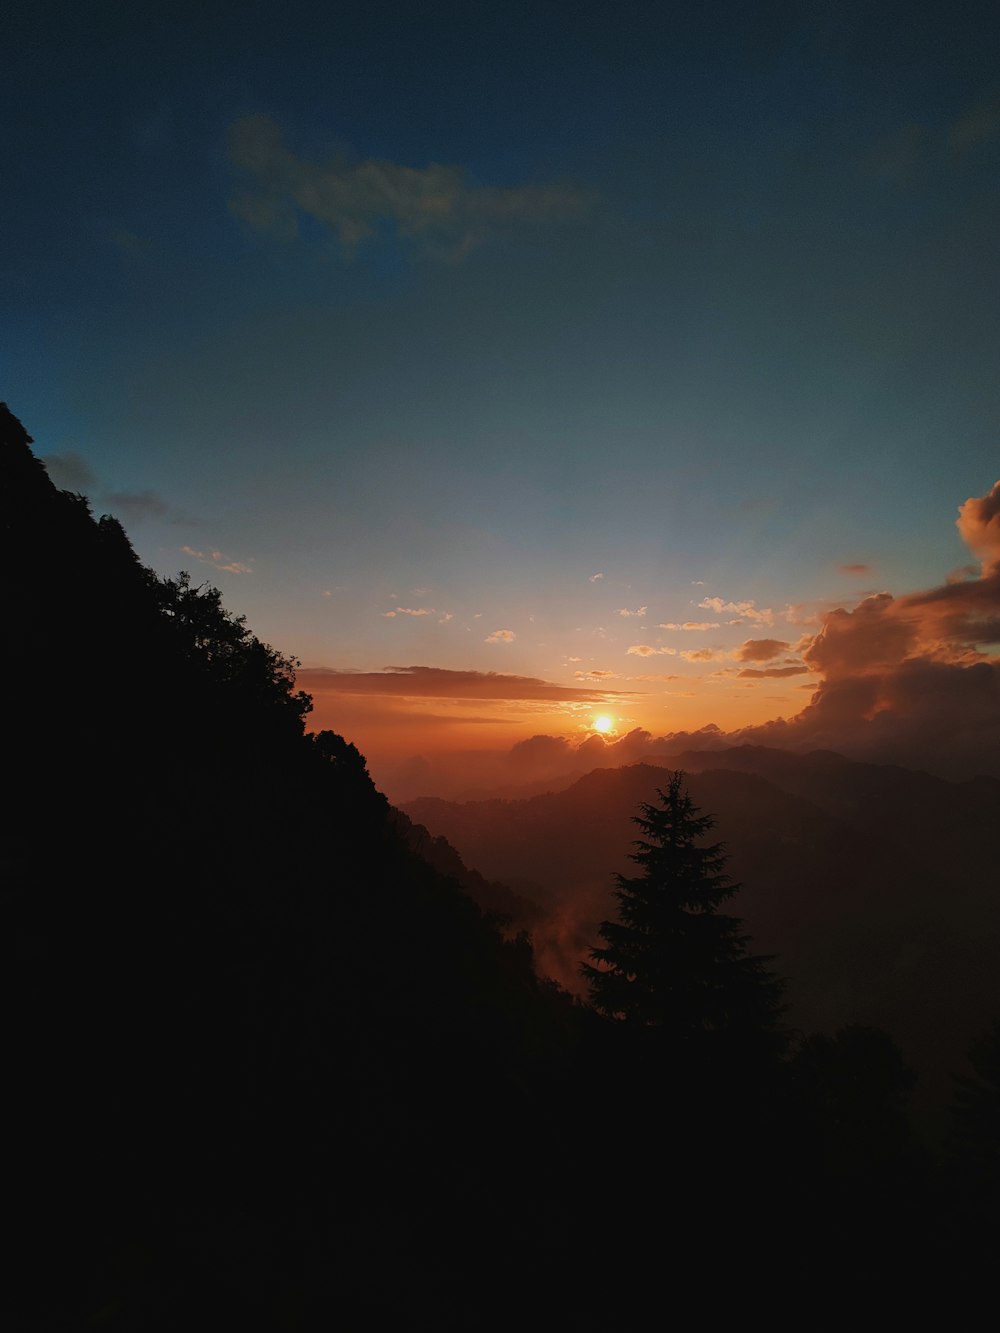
[6, 1, 999, 795]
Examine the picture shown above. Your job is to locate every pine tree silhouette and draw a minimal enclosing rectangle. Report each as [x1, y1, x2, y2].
[582, 771, 784, 1052]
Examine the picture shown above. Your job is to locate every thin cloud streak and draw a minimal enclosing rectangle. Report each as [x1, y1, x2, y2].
[229, 114, 591, 258]
[298, 665, 633, 703]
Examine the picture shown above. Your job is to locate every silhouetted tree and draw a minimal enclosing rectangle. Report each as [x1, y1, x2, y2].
[952, 1019, 1000, 1176]
[582, 771, 784, 1052]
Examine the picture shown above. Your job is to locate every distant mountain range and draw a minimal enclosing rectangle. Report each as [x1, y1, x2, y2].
[405, 748, 1000, 1118]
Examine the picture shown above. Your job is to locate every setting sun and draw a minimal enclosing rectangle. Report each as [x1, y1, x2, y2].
[593, 715, 614, 734]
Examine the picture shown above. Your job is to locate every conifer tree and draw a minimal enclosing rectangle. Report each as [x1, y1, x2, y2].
[583, 772, 784, 1050]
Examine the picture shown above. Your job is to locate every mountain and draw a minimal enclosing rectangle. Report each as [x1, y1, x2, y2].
[1, 404, 579, 1327]
[404, 752, 1000, 1118]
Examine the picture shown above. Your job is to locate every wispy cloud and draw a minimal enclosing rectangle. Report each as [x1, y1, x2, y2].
[617, 606, 647, 617]
[698, 596, 776, 625]
[680, 647, 724, 662]
[107, 489, 169, 522]
[736, 665, 811, 679]
[298, 665, 632, 703]
[180, 545, 253, 574]
[839, 563, 872, 576]
[949, 91, 1000, 155]
[659, 621, 720, 631]
[383, 606, 434, 618]
[41, 452, 98, 491]
[229, 114, 590, 258]
[589, 572, 604, 583]
[626, 644, 678, 657]
[485, 628, 516, 644]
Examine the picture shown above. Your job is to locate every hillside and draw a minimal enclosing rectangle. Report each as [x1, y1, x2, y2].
[1, 403, 579, 1327]
[405, 754, 1000, 1114]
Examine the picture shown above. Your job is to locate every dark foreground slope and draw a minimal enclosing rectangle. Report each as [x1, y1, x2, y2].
[1, 405, 583, 1328]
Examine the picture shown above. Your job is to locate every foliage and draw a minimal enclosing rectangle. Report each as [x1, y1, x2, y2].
[582, 771, 784, 1047]
[952, 1018, 1000, 1170]
[154, 569, 312, 732]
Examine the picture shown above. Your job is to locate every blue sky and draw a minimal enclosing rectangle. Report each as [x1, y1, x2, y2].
[5, 1, 1000, 784]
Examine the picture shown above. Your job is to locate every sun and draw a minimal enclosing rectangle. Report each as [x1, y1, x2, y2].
[592, 714, 614, 734]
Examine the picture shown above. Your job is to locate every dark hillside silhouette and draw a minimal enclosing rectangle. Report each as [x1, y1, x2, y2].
[1, 403, 581, 1327]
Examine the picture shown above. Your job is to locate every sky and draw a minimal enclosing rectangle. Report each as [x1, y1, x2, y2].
[5, 1, 1000, 796]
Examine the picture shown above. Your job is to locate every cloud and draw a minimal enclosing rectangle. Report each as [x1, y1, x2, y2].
[695, 483, 1000, 778]
[626, 644, 677, 657]
[383, 606, 434, 618]
[698, 597, 776, 625]
[659, 621, 720, 631]
[574, 669, 620, 681]
[485, 628, 515, 644]
[297, 665, 632, 703]
[736, 666, 811, 679]
[736, 638, 792, 663]
[957, 480, 1000, 574]
[106, 489, 169, 522]
[41, 452, 97, 492]
[617, 606, 647, 617]
[589, 573, 604, 582]
[180, 545, 252, 574]
[229, 114, 590, 257]
[839, 563, 872, 576]
[680, 648, 724, 662]
[949, 92, 1000, 155]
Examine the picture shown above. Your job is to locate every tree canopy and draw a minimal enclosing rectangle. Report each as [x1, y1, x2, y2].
[582, 771, 784, 1052]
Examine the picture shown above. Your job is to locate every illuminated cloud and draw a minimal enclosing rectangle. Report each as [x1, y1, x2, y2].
[617, 606, 647, 617]
[680, 647, 723, 662]
[589, 572, 604, 582]
[485, 628, 515, 644]
[698, 596, 775, 625]
[659, 621, 720, 631]
[298, 665, 631, 703]
[383, 606, 434, 618]
[947, 564, 981, 584]
[694, 482, 1000, 777]
[736, 638, 792, 662]
[180, 545, 252, 574]
[736, 666, 811, 679]
[626, 644, 677, 656]
[229, 114, 590, 257]
[574, 669, 621, 681]
[957, 480, 1000, 574]
[839, 563, 872, 576]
